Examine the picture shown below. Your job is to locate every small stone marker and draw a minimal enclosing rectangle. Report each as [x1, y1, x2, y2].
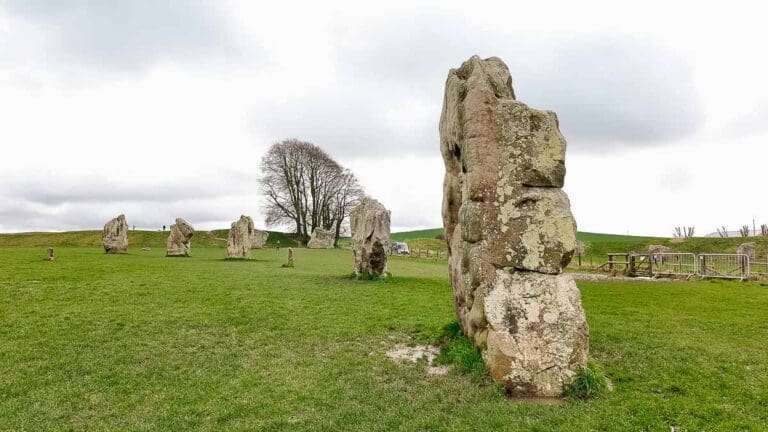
[45, 247, 55, 261]
[282, 247, 295, 268]
[166, 218, 194, 256]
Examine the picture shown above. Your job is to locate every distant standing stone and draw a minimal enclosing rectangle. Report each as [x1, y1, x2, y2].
[45, 247, 55, 261]
[103, 214, 128, 253]
[307, 227, 334, 249]
[648, 244, 671, 255]
[737, 242, 756, 260]
[166, 218, 194, 256]
[250, 228, 269, 249]
[227, 215, 255, 259]
[350, 197, 390, 277]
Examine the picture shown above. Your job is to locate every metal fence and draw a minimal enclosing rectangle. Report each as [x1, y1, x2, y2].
[748, 258, 768, 276]
[698, 254, 750, 280]
[600, 252, 757, 280]
[650, 253, 697, 277]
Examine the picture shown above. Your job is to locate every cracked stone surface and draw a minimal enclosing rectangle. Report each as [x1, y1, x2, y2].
[440, 55, 589, 397]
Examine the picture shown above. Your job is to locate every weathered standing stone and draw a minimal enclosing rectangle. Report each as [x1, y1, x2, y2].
[440, 56, 588, 397]
[166, 218, 194, 256]
[737, 242, 756, 260]
[250, 229, 269, 249]
[227, 215, 255, 259]
[307, 227, 334, 249]
[45, 247, 55, 261]
[103, 214, 128, 253]
[350, 197, 391, 278]
[648, 244, 671, 255]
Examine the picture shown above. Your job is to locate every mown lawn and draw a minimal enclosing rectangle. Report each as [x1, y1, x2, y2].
[1, 247, 766, 431]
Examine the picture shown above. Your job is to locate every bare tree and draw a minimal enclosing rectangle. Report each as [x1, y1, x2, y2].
[716, 226, 729, 238]
[761, 224, 767, 237]
[259, 139, 364, 245]
[739, 225, 751, 237]
[673, 226, 695, 239]
[328, 169, 363, 246]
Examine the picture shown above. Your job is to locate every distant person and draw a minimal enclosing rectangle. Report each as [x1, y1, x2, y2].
[276, 240, 280, 251]
[163, 225, 166, 231]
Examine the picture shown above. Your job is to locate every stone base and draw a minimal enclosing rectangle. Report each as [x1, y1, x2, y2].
[483, 271, 589, 397]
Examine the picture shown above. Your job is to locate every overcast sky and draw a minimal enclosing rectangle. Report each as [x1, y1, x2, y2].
[1, 1, 767, 236]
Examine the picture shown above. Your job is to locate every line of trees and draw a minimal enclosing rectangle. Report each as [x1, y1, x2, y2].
[259, 139, 363, 246]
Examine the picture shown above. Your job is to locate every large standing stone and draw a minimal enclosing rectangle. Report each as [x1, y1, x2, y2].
[227, 215, 255, 259]
[737, 242, 756, 260]
[250, 229, 269, 249]
[307, 227, 334, 249]
[166, 218, 194, 256]
[350, 197, 391, 277]
[440, 56, 588, 397]
[103, 214, 128, 253]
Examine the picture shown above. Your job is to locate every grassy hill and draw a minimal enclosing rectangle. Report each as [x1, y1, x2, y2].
[391, 229, 768, 259]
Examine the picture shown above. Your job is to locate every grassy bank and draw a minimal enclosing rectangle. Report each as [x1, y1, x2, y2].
[391, 229, 768, 260]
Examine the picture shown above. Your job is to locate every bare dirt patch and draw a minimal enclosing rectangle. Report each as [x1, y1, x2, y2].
[386, 343, 449, 376]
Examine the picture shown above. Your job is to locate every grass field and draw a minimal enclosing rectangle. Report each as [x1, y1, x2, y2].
[1, 245, 767, 431]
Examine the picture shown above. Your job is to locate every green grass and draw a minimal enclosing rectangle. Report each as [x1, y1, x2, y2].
[1, 246, 767, 430]
[563, 361, 609, 400]
[435, 322, 486, 383]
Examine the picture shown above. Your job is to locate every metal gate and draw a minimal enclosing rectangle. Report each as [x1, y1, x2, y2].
[651, 253, 697, 277]
[698, 254, 750, 280]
